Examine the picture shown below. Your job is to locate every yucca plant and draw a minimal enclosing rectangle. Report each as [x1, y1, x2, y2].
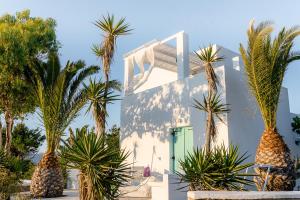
[27, 53, 98, 197]
[195, 45, 225, 152]
[60, 126, 131, 200]
[92, 14, 132, 134]
[195, 45, 224, 95]
[240, 20, 300, 190]
[193, 94, 230, 151]
[84, 79, 121, 136]
[177, 144, 254, 191]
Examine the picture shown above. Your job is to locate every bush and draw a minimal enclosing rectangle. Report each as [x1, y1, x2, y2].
[176, 144, 254, 191]
[0, 150, 21, 199]
[60, 127, 131, 200]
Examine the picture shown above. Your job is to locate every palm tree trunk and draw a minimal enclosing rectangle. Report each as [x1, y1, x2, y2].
[100, 72, 110, 135]
[30, 152, 64, 197]
[254, 128, 296, 190]
[93, 106, 105, 137]
[203, 61, 218, 153]
[205, 108, 212, 152]
[4, 111, 13, 154]
[0, 120, 2, 150]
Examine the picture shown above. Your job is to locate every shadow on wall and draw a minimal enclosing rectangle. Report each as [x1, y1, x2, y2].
[120, 66, 226, 144]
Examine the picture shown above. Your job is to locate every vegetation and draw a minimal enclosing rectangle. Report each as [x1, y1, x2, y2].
[0, 123, 44, 180]
[292, 116, 300, 134]
[0, 10, 57, 154]
[176, 145, 253, 191]
[8, 123, 45, 159]
[60, 126, 130, 200]
[0, 150, 22, 199]
[84, 79, 120, 136]
[194, 45, 229, 151]
[106, 124, 121, 152]
[240, 20, 300, 190]
[27, 53, 98, 197]
[92, 14, 131, 136]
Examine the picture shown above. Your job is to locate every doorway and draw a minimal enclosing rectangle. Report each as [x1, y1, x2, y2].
[171, 126, 193, 172]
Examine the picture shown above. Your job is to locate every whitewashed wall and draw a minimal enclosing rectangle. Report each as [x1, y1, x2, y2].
[120, 65, 227, 175]
[120, 45, 300, 176]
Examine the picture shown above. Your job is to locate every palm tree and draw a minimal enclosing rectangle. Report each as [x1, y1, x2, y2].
[193, 94, 230, 151]
[240, 20, 300, 190]
[28, 53, 98, 197]
[92, 14, 132, 134]
[60, 126, 131, 200]
[83, 79, 120, 136]
[195, 45, 224, 151]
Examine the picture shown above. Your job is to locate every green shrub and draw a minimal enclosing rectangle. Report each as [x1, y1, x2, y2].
[0, 150, 21, 199]
[60, 126, 131, 200]
[176, 144, 254, 191]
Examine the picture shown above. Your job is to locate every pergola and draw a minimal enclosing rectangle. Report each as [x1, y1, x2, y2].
[123, 31, 204, 94]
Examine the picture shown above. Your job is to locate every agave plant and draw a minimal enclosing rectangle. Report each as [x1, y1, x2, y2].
[27, 53, 98, 197]
[92, 14, 132, 135]
[193, 94, 230, 151]
[83, 79, 121, 136]
[60, 126, 131, 200]
[240, 20, 300, 190]
[176, 144, 254, 191]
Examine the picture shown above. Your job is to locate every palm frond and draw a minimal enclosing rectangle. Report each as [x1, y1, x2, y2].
[193, 94, 230, 140]
[59, 127, 131, 199]
[93, 13, 132, 80]
[240, 20, 300, 128]
[195, 45, 224, 93]
[28, 53, 97, 153]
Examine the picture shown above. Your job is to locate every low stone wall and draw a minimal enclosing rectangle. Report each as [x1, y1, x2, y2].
[187, 191, 300, 200]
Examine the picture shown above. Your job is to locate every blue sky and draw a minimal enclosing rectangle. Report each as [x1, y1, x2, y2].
[1, 0, 300, 138]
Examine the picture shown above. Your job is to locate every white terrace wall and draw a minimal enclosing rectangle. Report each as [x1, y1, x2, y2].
[120, 66, 227, 175]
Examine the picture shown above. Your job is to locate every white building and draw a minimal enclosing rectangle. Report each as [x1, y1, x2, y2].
[120, 31, 300, 199]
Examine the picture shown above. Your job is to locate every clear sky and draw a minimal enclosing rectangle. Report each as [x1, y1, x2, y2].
[1, 0, 300, 144]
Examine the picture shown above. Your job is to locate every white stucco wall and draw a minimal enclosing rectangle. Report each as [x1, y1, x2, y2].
[134, 67, 177, 94]
[121, 44, 300, 177]
[120, 66, 227, 175]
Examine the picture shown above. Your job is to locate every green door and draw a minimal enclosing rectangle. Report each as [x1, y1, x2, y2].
[172, 127, 193, 172]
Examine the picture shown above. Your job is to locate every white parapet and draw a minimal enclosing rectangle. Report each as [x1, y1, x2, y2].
[187, 191, 300, 200]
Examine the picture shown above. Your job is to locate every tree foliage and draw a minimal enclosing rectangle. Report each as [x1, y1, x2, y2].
[27, 53, 98, 153]
[92, 14, 131, 135]
[1, 123, 45, 158]
[0, 9, 58, 117]
[0, 10, 58, 153]
[292, 116, 300, 134]
[10, 123, 45, 159]
[240, 20, 300, 129]
[84, 79, 120, 136]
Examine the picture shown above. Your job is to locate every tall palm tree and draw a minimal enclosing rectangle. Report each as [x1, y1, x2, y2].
[240, 20, 300, 190]
[84, 79, 120, 136]
[193, 94, 230, 151]
[28, 53, 98, 197]
[92, 14, 132, 134]
[195, 45, 224, 151]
